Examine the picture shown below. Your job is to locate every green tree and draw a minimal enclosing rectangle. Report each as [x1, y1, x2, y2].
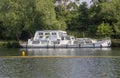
[55, 0, 79, 34]
[34, 0, 66, 30]
[0, 21, 4, 39]
[76, 2, 90, 37]
[92, 0, 120, 38]
[0, 0, 24, 40]
[96, 22, 113, 37]
[0, 0, 65, 40]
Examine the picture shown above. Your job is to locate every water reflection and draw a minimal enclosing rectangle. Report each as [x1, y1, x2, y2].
[25, 48, 75, 56]
[0, 48, 20, 56]
[1, 48, 120, 78]
[20, 48, 112, 56]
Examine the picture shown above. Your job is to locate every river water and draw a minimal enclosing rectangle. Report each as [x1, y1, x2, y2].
[0, 48, 120, 78]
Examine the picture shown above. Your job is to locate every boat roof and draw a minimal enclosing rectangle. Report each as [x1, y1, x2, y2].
[36, 30, 67, 33]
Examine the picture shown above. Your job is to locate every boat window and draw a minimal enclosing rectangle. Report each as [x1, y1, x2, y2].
[39, 36, 43, 38]
[65, 36, 70, 40]
[39, 33, 43, 35]
[46, 36, 49, 38]
[61, 37, 64, 40]
[52, 32, 57, 35]
[45, 33, 50, 35]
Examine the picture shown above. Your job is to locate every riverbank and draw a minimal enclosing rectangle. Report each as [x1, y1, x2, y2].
[111, 39, 120, 47]
[0, 39, 120, 48]
[0, 41, 20, 48]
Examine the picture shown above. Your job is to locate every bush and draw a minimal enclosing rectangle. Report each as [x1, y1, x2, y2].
[0, 41, 20, 48]
[111, 39, 120, 47]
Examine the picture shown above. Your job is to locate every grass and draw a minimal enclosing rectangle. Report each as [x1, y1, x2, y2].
[0, 41, 20, 48]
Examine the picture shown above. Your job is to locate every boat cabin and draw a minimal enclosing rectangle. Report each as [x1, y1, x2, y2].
[20, 30, 111, 48]
[28, 30, 75, 45]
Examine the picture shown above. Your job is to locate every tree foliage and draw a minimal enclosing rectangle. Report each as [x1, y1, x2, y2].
[0, 0, 120, 40]
[96, 22, 113, 37]
[92, 0, 120, 38]
[0, 0, 65, 40]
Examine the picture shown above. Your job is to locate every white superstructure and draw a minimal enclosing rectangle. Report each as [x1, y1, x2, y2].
[20, 30, 111, 48]
[21, 30, 75, 48]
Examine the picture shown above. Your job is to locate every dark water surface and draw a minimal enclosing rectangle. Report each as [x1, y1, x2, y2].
[0, 48, 119, 56]
[0, 48, 120, 78]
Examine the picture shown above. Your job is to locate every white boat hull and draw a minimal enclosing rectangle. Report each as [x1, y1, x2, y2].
[20, 30, 111, 48]
[20, 41, 111, 48]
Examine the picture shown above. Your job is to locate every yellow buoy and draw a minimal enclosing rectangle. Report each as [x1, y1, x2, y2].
[22, 51, 26, 56]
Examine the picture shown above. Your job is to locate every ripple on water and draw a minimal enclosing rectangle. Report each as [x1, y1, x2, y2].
[0, 57, 120, 78]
